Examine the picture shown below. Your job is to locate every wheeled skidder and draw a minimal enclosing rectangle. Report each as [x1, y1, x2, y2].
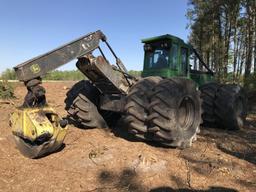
[10, 30, 247, 158]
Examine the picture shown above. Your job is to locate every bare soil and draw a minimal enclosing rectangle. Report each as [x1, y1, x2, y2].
[0, 82, 255, 192]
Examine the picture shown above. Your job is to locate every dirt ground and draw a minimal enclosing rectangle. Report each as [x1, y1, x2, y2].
[0, 82, 255, 192]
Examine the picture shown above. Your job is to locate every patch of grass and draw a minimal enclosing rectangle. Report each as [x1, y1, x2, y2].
[0, 80, 14, 99]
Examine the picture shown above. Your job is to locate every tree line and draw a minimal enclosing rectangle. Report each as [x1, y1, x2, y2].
[187, 0, 256, 88]
[0, 69, 85, 81]
[0, 69, 142, 81]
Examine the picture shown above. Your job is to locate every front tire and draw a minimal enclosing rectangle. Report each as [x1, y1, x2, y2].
[148, 78, 202, 148]
[124, 77, 162, 140]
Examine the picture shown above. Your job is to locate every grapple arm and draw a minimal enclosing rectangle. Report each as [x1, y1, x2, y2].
[14, 30, 106, 81]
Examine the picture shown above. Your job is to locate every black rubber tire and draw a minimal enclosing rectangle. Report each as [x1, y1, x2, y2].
[214, 84, 247, 130]
[124, 76, 162, 140]
[148, 78, 202, 148]
[199, 82, 220, 127]
[65, 80, 110, 128]
[100, 110, 121, 127]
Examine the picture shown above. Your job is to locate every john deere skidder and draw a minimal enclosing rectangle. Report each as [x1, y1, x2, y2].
[10, 30, 247, 158]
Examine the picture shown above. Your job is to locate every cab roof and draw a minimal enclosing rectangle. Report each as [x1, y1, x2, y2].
[142, 34, 187, 45]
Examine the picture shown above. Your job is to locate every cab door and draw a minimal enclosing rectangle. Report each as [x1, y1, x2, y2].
[181, 47, 188, 76]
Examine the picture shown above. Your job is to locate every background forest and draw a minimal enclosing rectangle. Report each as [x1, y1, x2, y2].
[187, 0, 256, 88]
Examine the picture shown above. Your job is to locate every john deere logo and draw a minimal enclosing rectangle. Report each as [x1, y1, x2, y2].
[30, 64, 41, 74]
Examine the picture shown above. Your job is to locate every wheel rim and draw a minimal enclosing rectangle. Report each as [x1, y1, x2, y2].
[178, 96, 196, 130]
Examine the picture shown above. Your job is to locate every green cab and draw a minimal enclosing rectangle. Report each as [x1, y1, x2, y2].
[141, 34, 214, 86]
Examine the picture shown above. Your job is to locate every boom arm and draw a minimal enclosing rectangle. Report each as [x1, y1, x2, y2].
[14, 30, 107, 81]
[14, 30, 133, 108]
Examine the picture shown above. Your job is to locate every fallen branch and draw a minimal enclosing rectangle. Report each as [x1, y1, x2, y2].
[0, 100, 14, 105]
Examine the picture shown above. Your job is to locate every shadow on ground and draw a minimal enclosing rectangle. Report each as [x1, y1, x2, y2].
[110, 117, 180, 149]
[149, 187, 238, 192]
[96, 168, 238, 192]
[200, 115, 256, 165]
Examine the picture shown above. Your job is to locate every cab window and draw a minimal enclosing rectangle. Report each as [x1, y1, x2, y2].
[170, 43, 178, 69]
[146, 48, 169, 69]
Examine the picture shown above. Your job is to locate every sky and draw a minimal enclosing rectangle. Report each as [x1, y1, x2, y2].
[0, 0, 190, 73]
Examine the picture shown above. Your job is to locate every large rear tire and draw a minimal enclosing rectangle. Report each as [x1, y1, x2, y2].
[199, 82, 220, 127]
[65, 80, 114, 128]
[214, 84, 247, 130]
[148, 78, 202, 148]
[124, 77, 162, 140]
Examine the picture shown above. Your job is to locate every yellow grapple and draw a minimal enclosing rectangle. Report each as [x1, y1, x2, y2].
[9, 107, 68, 158]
